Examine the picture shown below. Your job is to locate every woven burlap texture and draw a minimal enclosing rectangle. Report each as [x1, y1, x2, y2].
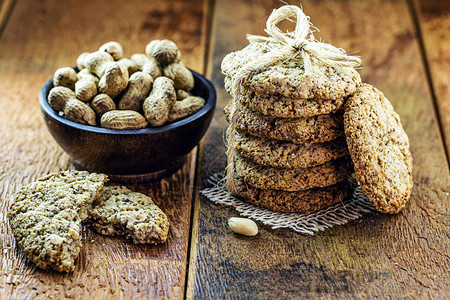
[201, 173, 377, 235]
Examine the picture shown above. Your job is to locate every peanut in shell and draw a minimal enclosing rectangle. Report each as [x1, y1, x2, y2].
[100, 110, 148, 130]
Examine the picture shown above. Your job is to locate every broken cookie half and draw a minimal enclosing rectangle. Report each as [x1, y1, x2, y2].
[88, 186, 169, 244]
[8, 170, 107, 272]
[8, 170, 169, 272]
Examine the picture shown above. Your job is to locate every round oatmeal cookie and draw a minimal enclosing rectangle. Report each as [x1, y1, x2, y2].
[344, 84, 413, 214]
[234, 132, 349, 168]
[225, 76, 346, 118]
[224, 100, 344, 144]
[230, 176, 356, 213]
[88, 186, 169, 244]
[240, 87, 346, 118]
[246, 62, 361, 100]
[234, 152, 353, 192]
[8, 170, 108, 272]
[221, 43, 361, 100]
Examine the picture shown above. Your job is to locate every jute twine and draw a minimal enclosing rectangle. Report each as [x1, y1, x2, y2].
[225, 5, 362, 194]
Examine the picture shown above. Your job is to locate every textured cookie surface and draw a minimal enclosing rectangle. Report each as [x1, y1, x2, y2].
[234, 152, 354, 191]
[231, 176, 355, 213]
[8, 171, 107, 272]
[225, 100, 344, 144]
[225, 76, 346, 118]
[221, 42, 269, 79]
[246, 62, 361, 100]
[344, 84, 413, 214]
[88, 186, 169, 244]
[221, 42, 361, 100]
[234, 132, 348, 168]
[240, 86, 346, 118]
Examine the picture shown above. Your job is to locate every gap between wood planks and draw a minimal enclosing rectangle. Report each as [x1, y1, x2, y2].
[407, 0, 450, 167]
[185, 0, 217, 298]
[0, 0, 16, 39]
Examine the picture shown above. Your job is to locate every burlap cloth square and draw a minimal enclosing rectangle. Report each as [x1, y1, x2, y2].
[201, 173, 377, 235]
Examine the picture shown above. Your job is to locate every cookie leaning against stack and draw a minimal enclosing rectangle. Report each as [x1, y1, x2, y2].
[222, 42, 362, 213]
[344, 84, 413, 214]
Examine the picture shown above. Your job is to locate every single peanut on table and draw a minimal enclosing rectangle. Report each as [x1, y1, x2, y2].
[228, 217, 258, 236]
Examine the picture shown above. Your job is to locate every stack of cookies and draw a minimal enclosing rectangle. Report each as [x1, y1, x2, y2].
[218, 5, 412, 215]
[221, 42, 363, 213]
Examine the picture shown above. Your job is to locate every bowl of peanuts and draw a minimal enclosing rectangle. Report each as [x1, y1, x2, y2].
[39, 40, 216, 182]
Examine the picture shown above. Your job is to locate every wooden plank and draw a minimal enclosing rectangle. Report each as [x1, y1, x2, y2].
[0, 0, 16, 38]
[0, 0, 210, 298]
[187, 0, 450, 298]
[413, 0, 450, 158]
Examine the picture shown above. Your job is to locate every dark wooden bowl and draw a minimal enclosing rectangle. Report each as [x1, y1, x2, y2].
[39, 70, 216, 182]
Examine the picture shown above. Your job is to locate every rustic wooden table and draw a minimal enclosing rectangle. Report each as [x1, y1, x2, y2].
[0, 0, 448, 299]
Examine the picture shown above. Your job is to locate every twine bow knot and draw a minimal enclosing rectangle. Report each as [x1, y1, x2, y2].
[246, 5, 361, 74]
[251, 5, 313, 50]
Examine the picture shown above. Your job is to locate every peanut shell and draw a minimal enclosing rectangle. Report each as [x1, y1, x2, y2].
[91, 94, 116, 116]
[163, 63, 194, 91]
[63, 98, 97, 126]
[53, 67, 78, 90]
[98, 63, 129, 99]
[48, 86, 76, 111]
[168, 96, 205, 122]
[118, 72, 153, 111]
[100, 110, 148, 130]
[143, 77, 176, 126]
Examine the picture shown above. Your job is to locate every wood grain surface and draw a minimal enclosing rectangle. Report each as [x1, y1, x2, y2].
[0, 0, 210, 298]
[1, 0, 449, 299]
[0, 0, 16, 38]
[187, 0, 450, 298]
[414, 0, 450, 159]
